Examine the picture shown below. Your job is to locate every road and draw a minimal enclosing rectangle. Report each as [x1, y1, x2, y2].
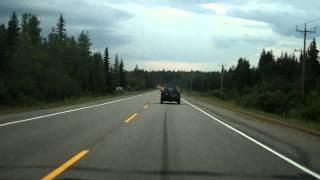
[0, 91, 319, 180]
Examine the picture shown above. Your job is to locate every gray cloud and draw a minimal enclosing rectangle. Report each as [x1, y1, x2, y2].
[0, 0, 318, 70]
[88, 28, 132, 49]
[224, 1, 320, 37]
[0, 0, 134, 49]
[213, 36, 276, 49]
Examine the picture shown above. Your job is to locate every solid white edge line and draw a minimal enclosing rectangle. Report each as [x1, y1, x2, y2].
[182, 98, 320, 180]
[0, 94, 143, 127]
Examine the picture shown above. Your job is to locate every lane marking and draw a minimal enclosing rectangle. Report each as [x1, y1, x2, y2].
[0, 94, 143, 128]
[144, 104, 149, 109]
[124, 113, 138, 123]
[182, 98, 320, 179]
[41, 150, 89, 180]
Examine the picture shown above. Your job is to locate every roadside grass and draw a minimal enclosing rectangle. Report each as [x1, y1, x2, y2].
[185, 91, 320, 132]
[0, 90, 151, 115]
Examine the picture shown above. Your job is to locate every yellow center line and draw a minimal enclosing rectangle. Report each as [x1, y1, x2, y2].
[41, 150, 89, 180]
[124, 113, 138, 123]
[144, 104, 149, 109]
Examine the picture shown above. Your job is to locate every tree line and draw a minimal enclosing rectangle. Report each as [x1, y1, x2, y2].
[142, 42, 320, 122]
[0, 12, 130, 105]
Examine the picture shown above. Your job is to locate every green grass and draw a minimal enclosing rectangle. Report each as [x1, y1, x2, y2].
[185, 91, 320, 132]
[0, 90, 150, 115]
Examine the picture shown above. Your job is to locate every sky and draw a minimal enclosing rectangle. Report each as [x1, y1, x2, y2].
[1, 0, 320, 71]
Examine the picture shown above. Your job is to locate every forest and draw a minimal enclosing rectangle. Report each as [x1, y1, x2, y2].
[145, 46, 320, 123]
[1, 12, 319, 123]
[0, 12, 135, 106]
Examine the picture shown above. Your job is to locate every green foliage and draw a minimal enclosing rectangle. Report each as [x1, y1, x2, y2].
[208, 89, 226, 100]
[104, 47, 112, 92]
[127, 66, 147, 90]
[150, 44, 319, 123]
[258, 49, 275, 82]
[300, 92, 320, 122]
[57, 14, 66, 41]
[237, 90, 288, 115]
[6, 12, 20, 48]
[0, 12, 132, 106]
[234, 57, 251, 90]
[305, 39, 319, 91]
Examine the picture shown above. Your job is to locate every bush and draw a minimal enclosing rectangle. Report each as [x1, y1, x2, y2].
[0, 80, 14, 105]
[16, 93, 41, 106]
[42, 68, 81, 100]
[236, 91, 259, 107]
[226, 89, 240, 99]
[300, 92, 320, 122]
[208, 89, 226, 100]
[236, 89, 288, 114]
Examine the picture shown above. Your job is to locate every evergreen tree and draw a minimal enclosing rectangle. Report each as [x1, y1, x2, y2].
[306, 39, 319, 90]
[0, 24, 9, 104]
[28, 15, 41, 46]
[258, 49, 275, 82]
[6, 12, 20, 48]
[56, 14, 66, 42]
[104, 47, 112, 91]
[0, 24, 7, 73]
[90, 52, 105, 92]
[114, 54, 120, 86]
[234, 57, 251, 90]
[5, 12, 20, 77]
[276, 52, 299, 83]
[20, 13, 41, 48]
[119, 58, 126, 88]
[77, 31, 91, 91]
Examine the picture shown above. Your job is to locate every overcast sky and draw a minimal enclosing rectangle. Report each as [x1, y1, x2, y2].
[1, 0, 320, 71]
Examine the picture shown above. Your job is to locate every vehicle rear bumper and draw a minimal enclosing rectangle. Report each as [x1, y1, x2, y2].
[161, 95, 180, 101]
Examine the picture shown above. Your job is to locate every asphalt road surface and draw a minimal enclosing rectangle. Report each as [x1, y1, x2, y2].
[0, 91, 319, 180]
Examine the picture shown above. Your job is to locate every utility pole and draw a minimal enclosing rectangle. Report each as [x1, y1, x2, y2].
[220, 64, 226, 91]
[296, 23, 316, 96]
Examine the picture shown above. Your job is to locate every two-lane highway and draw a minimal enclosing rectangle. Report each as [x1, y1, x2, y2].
[0, 91, 319, 180]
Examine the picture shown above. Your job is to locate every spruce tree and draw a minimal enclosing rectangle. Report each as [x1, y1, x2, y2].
[56, 14, 66, 42]
[0, 24, 7, 73]
[7, 12, 20, 48]
[119, 58, 126, 88]
[104, 47, 111, 90]
[114, 54, 120, 86]
[306, 39, 319, 90]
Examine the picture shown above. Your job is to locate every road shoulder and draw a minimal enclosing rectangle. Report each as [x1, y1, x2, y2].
[185, 93, 320, 137]
[183, 94, 320, 172]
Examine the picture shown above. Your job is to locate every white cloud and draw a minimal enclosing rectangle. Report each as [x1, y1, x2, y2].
[199, 3, 228, 15]
[107, 3, 279, 70]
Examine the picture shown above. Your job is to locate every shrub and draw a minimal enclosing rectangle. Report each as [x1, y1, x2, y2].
[300, 92, 320, 122]
[208, 89, 226, 100]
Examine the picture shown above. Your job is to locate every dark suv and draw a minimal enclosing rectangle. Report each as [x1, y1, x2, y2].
[160, 85, 181, 104]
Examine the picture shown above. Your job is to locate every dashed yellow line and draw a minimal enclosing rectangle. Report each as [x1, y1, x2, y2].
[41, 150, 89, 180]
[124, 113, 138, 123]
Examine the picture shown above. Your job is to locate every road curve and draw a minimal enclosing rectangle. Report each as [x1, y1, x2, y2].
[0, 91, 319, 180]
